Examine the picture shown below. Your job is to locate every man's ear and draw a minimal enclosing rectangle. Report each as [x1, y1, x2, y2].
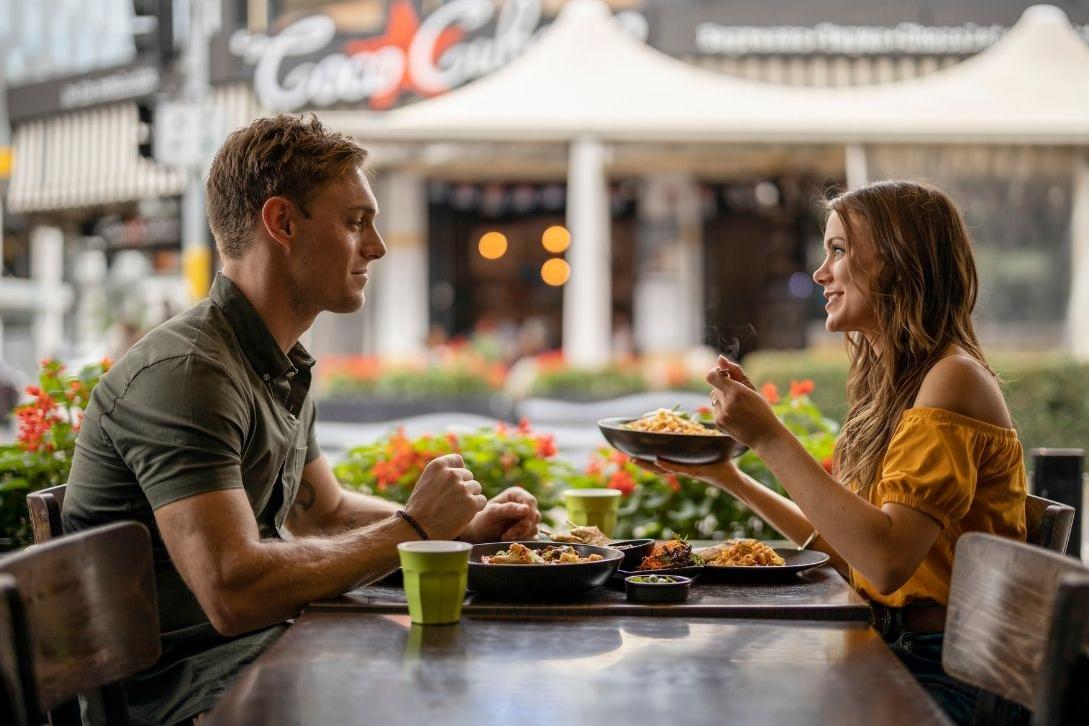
[260, 196, 297, 250]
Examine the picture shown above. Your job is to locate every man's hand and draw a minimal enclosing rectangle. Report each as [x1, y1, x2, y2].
[403, 453, 487, 541]
[459, 486, 541, 543]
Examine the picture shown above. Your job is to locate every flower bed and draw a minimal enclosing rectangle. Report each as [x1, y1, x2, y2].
[0, 359, 109, 547]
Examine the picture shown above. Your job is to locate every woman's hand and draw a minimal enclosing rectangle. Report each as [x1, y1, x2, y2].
[630, 456, 745, 498]
[707, 355, 787, 452]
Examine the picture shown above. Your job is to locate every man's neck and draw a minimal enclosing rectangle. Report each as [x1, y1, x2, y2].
[219, 263, 315, 355]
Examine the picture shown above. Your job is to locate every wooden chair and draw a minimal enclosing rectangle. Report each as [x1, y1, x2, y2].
[0, 574, 38, 726]
[0, 521, 160, 725]
[1025, 493, 1075, 555]
[25, 483, 66, 544]
[944, 533, 1089, 726]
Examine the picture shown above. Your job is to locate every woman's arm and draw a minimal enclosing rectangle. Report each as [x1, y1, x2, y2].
[707, 356, 942, 595]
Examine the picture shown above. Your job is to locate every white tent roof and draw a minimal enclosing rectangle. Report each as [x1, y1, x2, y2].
[324, 1, 1089, 144]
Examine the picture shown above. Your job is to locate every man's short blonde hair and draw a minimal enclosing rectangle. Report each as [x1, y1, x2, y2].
[206, 115, 368, 259]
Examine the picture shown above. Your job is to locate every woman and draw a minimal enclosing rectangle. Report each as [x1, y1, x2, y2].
[645, 181, 1027, 724]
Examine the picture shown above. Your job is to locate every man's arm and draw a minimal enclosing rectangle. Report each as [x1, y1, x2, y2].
[287, 455, 542, 542]
[286, 455, 399, 536]
[155, 453, 485, 636]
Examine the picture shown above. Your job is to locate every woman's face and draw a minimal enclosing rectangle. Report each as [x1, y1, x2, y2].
[813, 211, 879, 336]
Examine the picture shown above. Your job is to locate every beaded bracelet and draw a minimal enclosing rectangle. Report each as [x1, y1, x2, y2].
[396, 510, 430, 540]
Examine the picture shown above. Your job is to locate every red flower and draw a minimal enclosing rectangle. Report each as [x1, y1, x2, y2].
[760, 382, 780, 405]
[697, 406, 711, 416]
[517, 417, 532, 434]
[445, 433, 459, 448]
[790, 379, 815, 398]
[607, 469, 636, 495]
[821, 457, 835, 474]
[610, 450, 629, 466]
[495, 422, 508, 436]
[584, 459, 603, 476]
[535, 434, 556, 458]
[664, 474, 681, 492]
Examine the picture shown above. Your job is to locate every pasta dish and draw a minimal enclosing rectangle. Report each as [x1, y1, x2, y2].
[704, 539, 786, 567]
[624, 408, 724, 436]
[481, 543, 604, 565]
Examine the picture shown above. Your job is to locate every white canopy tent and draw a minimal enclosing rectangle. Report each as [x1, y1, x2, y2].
[322, 1, 1089, 363]
[325, 2, 1089, 144]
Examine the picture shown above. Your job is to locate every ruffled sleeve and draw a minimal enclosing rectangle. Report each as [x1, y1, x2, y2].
[874, 408, 983, 529]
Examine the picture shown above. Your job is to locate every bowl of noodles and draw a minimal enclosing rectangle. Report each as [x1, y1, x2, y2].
[597, 408, 738, 465]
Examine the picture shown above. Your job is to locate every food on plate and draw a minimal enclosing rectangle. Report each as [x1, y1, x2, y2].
[627, 575, 684, 584]
[548, 525, 611, 547]
[637, 539, 703, 570]
[624, 407, 724, 436]
[481, 542, 604, 565]
[704, 539, 786, 567]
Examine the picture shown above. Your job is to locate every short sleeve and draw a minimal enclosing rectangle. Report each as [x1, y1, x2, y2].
[874, 409, 979, 529]
[100, 355, 250, 509]
[304, 398, 322, 464]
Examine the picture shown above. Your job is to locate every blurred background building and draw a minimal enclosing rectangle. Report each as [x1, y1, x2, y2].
[2, 0, 1089, 381]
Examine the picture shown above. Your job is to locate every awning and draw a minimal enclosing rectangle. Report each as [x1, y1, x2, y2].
[323, 2, 1089, 145]
[7, 83, 261, 215]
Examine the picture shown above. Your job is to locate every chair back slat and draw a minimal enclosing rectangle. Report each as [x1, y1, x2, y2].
[1035, 574, 1089, 726]
[0, 521, 160, 711]
[1025, 493, 1075, 555]
[0, 575, 39, 726]
[25, 484, 66, 544]
[944, 533, 1089, 710]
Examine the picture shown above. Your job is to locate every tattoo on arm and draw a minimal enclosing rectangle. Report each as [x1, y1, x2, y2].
[295, 478, 316, 512]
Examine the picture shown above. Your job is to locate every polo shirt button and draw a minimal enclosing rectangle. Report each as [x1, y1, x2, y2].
[262, 374, 270, 381]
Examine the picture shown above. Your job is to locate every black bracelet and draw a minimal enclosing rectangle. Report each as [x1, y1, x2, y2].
[396, 510, 429, 540]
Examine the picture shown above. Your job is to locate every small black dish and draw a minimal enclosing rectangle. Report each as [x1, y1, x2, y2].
[468, 541, 623, 599]
[615, 565, 703, 582]
[597, 417, 738, 465]
[625, 574, 692, 604]
[608, 538, 655, 570]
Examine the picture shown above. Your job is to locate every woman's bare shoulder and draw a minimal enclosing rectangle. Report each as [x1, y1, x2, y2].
[912, 354, 1013, 428]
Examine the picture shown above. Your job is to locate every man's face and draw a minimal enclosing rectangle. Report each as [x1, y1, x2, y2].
[289, 168, 385, 315]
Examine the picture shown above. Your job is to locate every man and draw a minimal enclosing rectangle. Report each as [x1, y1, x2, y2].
[63, 115, 540, 725]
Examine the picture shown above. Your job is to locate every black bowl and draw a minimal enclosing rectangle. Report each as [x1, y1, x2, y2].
[608, 538, 655, 570]
[597, 417, 737, 465]
[624, 574, 692, 604]
[468, 541, 623, 599]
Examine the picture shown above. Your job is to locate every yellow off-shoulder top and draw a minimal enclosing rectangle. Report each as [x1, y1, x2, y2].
[850, 407, 1027, 607]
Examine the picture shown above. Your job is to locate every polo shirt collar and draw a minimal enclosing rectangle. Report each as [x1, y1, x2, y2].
[209, 273, 314, 380]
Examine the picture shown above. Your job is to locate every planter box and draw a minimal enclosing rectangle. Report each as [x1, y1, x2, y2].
[316, 395, 514, 424]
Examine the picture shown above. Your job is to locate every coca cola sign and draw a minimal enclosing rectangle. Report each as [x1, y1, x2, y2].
[229, 0, 647, 112]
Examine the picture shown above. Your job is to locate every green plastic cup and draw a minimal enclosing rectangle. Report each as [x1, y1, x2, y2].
[564, 488, 623, 537]
[397, 541, 472, 625]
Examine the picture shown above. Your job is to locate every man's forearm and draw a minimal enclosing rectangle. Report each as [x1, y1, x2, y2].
[323, 489, 400, 533]
[209, 513, 415, 635]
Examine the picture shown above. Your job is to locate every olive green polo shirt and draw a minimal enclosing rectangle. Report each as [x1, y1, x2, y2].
[63, 273, 320, 724]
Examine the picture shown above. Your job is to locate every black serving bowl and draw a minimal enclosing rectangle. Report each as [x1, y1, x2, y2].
[624, 574, 692, 604]
[608, 538, 655, 571]
[468, 541, 623, 599]
[597, 417, 737, 465]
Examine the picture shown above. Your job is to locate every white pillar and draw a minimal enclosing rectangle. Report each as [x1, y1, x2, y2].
[1068, 154, 1089, 360]
[563, 137, 611, 367]
[633, 174, 703, 353]
[72, 248, 108, 358]
[845, 144, 869, 190]
[374, 171, 429, 359]
[31, 226, 65, 362]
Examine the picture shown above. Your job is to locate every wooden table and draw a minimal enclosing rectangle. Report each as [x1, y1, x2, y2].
[310, 565, 872, 622]
[206, 612, 952, 726]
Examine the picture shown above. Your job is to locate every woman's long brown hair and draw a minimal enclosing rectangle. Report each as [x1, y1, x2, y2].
[827, 181, 991, 494]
